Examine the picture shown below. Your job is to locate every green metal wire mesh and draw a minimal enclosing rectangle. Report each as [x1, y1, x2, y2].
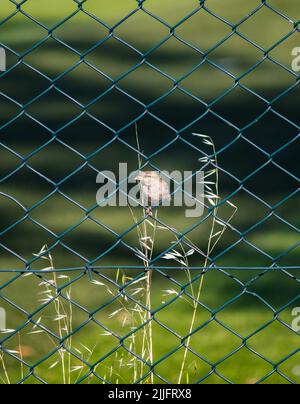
[0, 0, 300, 384]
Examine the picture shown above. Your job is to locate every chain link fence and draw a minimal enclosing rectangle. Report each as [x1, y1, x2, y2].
[0, 0, 300, 384]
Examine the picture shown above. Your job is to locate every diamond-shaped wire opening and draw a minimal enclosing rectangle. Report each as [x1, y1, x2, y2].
[241, 58, 297, 100]
[90, 204, 143, 237]
[248, 320, 300, 363]
[29, 192, 86, 233]
[88, 345, 143, 384]
[0, 147, 21, 180]
[56, 62, 113, 105]
[274, 140, 300, 178]
[195, 269, 246, 311]
[0, 115, 52, 155]
[64, 317, 120, 359]
[188, 319, 242, 363]
[24, 36, 80, 79]
[0, 218, 56, 262]
[211, 85, 268, 127]
[118, 62, 173, 104]
[181, 112, 239, 148]
[244, 162, 299, 205]
[278, 351, 300, 385]
[85, 36, 141, 81]
[147, 35, 202, 81]
[89, 137, 145, 175]
[243, 110, 299, 154]
[155, 288, 211, 337]
[57, 218, 121, 261]
[228, 189, 270, 234]
[176, 7, 232, 52]
[207, 0, 262, 24]
[28, 140, 85, 183]
[66, 273, 120, 313]
[208, 33, 264, 77]
[1, 0, 16, 19]
[0, 288, 29, 328]
[214, 241, 272, 267]
[180, 61, 235, 103]
[30, 244, 87, 270]
[268, 0, 299, 21]
[275, 193, 300, 229]
[216, 292, 275, 336]
[0, 62, 50, 104]
[217, 346, 273, 384]
[238, 6, 293, 50]
[154, 346, 212, 384]
[145, 0, 199, 26]
[115, 9, 170, 53]
[269, 31, 300, 70]
[57, 114, 115, 156]
[57, 165, 101, 208]
[220, 137, 269, 180]
[119, 115, 177, 156]
[34, 350, 76, 384]
[149, 131, 203, 169]
[1, 10, 47, 54]
[246, 216, 300, 259]
[84, 0, 138, 27]
[272, 85, 300, 126]
[53, 11, 109, 53]
[249, 269, 300, 309]
[22, 0, 77, 26]
[87, 87, 145, 130]
[2, 323, 62, 378]
[0, 245, 25, 269]
[0, 94, 21, 128]
[0, 196, 26, 259]
[0, 163, 55, 207]
[26, 87, 83, 130]
[0, 347, 28, 384]
[150, 87, 207, 129]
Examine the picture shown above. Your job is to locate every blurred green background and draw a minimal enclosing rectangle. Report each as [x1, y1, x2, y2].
[0, 0, 299, 384]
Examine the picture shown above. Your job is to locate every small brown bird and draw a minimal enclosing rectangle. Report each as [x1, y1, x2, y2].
[135, 171, 171, 216]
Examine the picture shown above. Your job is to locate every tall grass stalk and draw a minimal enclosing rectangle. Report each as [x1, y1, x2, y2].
[0, 351, 10, 384]
[134, 125, 156, 383]
[140, 213, 157, 384]
[100, 126, 158, 384]
[0, 246, 77, 384]
[177, 134, 237, 384]
[29, 246, 80, 384]
[18, 332, 24, 383]
[132, 130, 237, 384]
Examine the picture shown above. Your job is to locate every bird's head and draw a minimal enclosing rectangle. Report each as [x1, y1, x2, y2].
[134, 171, 157, 184]
[134, 172, 145, 183]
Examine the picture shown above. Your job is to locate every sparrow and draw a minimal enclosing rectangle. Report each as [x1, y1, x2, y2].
[135, 171, 171, 216]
